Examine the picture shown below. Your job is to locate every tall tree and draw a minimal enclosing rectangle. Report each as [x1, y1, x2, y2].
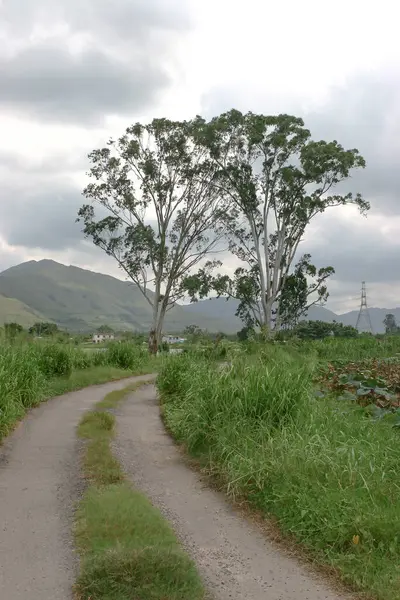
[188, 110, 368, 335]
[383, 313, 398, 334]
[278, 254, 335, 329]
[78, 118, 222, 353]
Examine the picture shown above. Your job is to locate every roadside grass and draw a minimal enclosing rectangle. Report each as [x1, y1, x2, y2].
[157, 349, 400, 600]
[0, 341, 160, 443]
[75, 381, 205, 600]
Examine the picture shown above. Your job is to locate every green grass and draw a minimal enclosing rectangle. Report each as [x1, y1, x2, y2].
[157, 346, 400, 600]
[75, 382, 205, 600]
[0, 341, 157, 443]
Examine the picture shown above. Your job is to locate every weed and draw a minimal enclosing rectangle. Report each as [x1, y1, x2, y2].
[75, 381, 204, 600]
[157, 345, 400, 600]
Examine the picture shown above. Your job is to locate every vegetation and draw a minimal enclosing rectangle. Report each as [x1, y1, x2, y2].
[183, 109, 367, 335]
[78, 118, 225, 354]
[75, 382, 205, 600]
[0, 341, 156, 442]
[0, 259, 237, 333]
[157, 338, 400, 600]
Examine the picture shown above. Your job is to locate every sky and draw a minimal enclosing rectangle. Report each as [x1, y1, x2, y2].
[0, 0, 399, 313]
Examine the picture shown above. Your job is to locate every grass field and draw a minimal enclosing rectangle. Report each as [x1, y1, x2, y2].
[75, 382, 205, 600]
[0, 341, 159, 442]
[157, 337, 400, 600]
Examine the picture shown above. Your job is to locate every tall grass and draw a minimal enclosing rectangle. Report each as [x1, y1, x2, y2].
[157, 346, 400, 600]
[297, 335, 400, 362]
[0, 341, 153, 441]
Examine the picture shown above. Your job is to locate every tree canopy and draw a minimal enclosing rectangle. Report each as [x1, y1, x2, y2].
[79, 110, 367, 347]
[185, 110, 367, 334]
[78, 118, 223, 353]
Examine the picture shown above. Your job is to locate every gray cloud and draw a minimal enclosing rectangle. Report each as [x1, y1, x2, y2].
[302, 214, 400, 285]
[202, 66, 400, 216]
[1, 0, 188, 40]
[0, 43, 168, 124]
[0, 181, 84, 250]
[0, 0, 190, 124]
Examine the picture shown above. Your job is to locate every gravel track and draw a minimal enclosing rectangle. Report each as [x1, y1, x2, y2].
[0, 375, 153, 600]
[114, 384, 352, 600]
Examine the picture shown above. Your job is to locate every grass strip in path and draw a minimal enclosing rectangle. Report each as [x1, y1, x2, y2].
[75, 380, 205, 600]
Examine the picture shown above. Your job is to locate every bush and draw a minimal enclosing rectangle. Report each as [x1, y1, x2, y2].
[106, 342, 146, 370]
[34, 344, 73, 378]
[0, 345, 47, 438]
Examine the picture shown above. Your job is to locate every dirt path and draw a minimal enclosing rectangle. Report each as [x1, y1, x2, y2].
[114, 384, 352, 600]
[0, 375, 153, 600]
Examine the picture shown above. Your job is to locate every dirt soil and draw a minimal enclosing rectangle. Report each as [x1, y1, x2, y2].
[0, 375, 154, 600]
[114, 384, 353, 600]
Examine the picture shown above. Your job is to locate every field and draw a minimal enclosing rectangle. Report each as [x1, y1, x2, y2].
[0, 340, 157, 442]
[157, 336, 400, 600]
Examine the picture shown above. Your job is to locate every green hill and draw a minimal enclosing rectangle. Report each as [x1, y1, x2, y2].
[0, 260, 239, 333]
[0, 293, 47, 328]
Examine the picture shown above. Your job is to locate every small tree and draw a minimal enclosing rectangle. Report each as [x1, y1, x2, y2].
[188, 110, 367, 335]
[29, 322, 58, 336]
[278, 254, 334, 329]
[384, 313, 398, 334]
[97, 325, 114, 334]
[4, 322, 24, 341]
[78, 118, 222, 354]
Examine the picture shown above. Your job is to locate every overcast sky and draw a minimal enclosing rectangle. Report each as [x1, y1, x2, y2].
[0, 0, 399, 313]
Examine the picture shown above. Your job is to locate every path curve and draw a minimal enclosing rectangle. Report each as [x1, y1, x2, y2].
[0, 375, 153, 600]
[114, 384, 353, 600]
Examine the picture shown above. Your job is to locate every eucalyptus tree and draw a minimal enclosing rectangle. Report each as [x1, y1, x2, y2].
[186, 110, 367, 334]
[78, 118, 222, 353]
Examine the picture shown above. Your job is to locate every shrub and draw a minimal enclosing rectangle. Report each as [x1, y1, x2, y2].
[106, 342, 146, 370]
[35, 344, 73, 378]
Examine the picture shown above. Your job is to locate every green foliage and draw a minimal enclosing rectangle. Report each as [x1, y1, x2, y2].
[0, 340, 154, 443]
[34, 344, 73, 377]
[157, 344, 400, 599]
[383, 313, 399, 334]
[278, 254, 334, 329]
[29, 321, 59, 336]
[106, 342, 147, 370]
[4, 322, 24, 341]
[186, 109, 367, 332]
[294, 320, 358, 340]
[78, 117, 225, 352]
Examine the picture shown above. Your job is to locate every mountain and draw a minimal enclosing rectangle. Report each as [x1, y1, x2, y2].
[182, 298, 392, 334]
[0, 259, 395, 333]
[0, 294, 47, 328]
[0, 260, 238, 333]
[336, 307, 400, 334]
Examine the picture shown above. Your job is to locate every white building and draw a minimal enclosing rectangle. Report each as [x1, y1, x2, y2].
[162, 334, 185, 344]
[92, 333, 115, 343]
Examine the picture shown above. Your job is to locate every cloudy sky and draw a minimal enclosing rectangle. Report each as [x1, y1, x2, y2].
[0, 0, 399, 313]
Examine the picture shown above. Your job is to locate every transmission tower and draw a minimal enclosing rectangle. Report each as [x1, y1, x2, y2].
[355, 281, 373, 334]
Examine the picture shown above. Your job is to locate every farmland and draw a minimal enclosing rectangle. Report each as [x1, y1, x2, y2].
[157, 335, 400, 600]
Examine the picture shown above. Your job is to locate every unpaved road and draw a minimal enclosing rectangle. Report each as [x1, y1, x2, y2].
[0, 375, 154, 600]
[115, 384, 351, 600]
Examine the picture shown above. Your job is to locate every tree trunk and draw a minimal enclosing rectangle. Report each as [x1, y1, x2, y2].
[148, 328, 158, 354]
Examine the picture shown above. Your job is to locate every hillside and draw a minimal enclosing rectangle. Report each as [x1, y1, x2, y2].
[0, 294, 47, 328]
[0, 259, 395, 333]
[0, 260, 238, 333]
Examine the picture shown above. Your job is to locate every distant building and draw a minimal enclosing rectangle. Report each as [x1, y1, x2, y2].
[92, 333, 115, 343]
[162, 334, 186, 344]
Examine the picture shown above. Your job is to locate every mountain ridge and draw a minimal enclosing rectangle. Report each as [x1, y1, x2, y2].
[0, 259, 395, 333]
